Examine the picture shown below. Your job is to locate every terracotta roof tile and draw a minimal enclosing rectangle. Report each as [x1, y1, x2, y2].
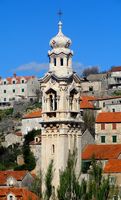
[0, 171, 28, 185]
[96, 112, 121, 123]
[82, 144, 121, 160]
[104, 159, 121, 173]
[80, 96, 95, 109]
[0, 187, 38, 200]
[5, 75, 35, 85]
[23, 110, 42, 119]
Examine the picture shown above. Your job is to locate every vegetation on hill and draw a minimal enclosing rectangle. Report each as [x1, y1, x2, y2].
[0, 144, 22, 170]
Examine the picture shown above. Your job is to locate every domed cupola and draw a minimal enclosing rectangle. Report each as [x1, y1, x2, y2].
[50, 21, 72, 49]
[48, 21, 73, 77]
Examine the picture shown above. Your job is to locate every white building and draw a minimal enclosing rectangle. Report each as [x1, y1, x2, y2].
[40, 21, 82, 189]
[22, 109, 42, 135]
[0, 74, 39, 108]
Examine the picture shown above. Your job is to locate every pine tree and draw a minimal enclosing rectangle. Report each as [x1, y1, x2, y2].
[44, 160, 54, 200]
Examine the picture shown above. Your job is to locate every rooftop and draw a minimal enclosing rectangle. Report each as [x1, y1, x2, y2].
[0, 187, 38, 200]
[96, 112, 121, 123]
[104, 159, 121, 173]
[23, 109, 42, 119]
[82, 144, 121, 160]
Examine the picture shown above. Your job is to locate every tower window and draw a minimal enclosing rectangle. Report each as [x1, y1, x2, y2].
[54, 58, 56, 66]
[52, 144, 55, 154]
[60, 58, 63, 66]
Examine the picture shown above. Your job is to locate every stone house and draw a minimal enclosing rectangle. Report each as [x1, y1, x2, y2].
[81, 73, 107, 96]
[2, 132, 23, 148]
[95, 112, 121, 144]
[0, 74, 39, 109]
[0, 171, 34, 188]
[21, 109, 42, 135]
[0, 187, 38, 200]
[95, 96, 121, 112]
[80, 96, 97, 117]
[30, 135, 41, 175]
[107, 66, 121, 90]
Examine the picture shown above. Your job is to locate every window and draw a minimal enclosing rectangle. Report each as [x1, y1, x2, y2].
[4, 90, 6, 93]
[89, 86, 93, 91]
[4, 98, 6, 101]
[4, 81, 6, 85]
[101, 136, 105, 143]
[112, 123, 116, 130]
[101, 123, 105, 130]
[13, 80, 15, 84]
[22, 80, 24, 83]
[80, 111, 83, 116]
[54, 58, 56, 66]
[112, 135, 117, 143]
[60, 58, 63, 66]
[13, 89, 15, 93]
[112, 108, 115, 112]
[52, 144, 55, 154]
[103, 102, 105, 107]
[22, 88, 24, 92]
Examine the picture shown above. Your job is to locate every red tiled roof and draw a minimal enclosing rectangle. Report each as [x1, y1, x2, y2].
[110, 66, 121, 72]
[0, 187, 38, 200]
[0, 171, 28, 185]
[104, 159, 121, 173]
[96, 112, 121, 123]
[23, 110, 42, 119]
[80, 96, 95, 109]
[4, 75, 35, 85]
[82, 144, 121, 160]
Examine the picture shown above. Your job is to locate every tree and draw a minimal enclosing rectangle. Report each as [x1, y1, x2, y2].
[82, 66, 99, 77]
[57, 151, 118, 200]
[30, 171, 42, 199]
[86, 158, 117, 200]
[44, 160, 54, 200]
[57, 150, 84, 200]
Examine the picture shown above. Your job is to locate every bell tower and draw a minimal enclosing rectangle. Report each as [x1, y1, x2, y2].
[40, 21, 82, 188]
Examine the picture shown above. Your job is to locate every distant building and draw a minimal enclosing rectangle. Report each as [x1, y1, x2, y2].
[0, 74, 39, 108]
[107, 66, 121, 90]
[95, 112, 121, 144]
[95, 96, 121, 112]
[81, 73, 107, 96]
[22, 109, 42, 135]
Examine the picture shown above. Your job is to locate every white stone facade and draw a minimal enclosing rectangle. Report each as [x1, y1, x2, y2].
[22, 110, 42, 135]
[40, 21, 82, 189]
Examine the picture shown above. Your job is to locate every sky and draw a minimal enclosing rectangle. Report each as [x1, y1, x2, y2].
[0, 0, 121, 78]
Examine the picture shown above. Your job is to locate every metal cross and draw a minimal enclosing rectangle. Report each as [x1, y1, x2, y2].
[57, 10, 63, 21]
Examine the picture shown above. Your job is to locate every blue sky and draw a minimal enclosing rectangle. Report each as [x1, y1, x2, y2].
[0, 0, 121, 78]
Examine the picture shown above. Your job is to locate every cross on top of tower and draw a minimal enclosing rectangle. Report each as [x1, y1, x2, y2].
[57, 10, 63, 21]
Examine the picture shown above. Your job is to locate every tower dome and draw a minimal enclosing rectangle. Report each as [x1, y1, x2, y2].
[50, 21, 72, 49]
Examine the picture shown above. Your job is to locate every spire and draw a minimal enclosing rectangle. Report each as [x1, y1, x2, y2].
[58, 21, 62, 33]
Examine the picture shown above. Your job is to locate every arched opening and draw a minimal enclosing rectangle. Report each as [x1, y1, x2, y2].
[60, 58, 63, 66]
[70, 89, 78, 110]
[46, 88, 57, 111]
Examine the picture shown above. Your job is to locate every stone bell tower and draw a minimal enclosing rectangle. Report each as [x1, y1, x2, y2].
[40, 21, 82, 188]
